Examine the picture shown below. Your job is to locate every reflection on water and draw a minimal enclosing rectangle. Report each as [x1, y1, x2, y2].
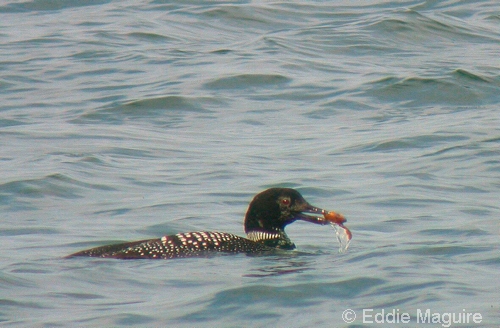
[244, 255, 316, 277]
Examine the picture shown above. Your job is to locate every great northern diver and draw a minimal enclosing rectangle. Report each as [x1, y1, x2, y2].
[68, 188, 348, 259]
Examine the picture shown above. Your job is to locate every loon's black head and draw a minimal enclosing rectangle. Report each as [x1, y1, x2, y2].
[244, 188, 327, 249]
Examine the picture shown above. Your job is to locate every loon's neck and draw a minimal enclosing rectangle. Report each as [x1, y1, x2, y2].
[246, 229, 296, 250]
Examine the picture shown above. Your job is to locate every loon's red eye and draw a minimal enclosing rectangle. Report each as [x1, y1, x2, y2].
[281, 198, 290, 205]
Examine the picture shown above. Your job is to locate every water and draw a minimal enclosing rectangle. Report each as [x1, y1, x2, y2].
[1, 0, 499, 326]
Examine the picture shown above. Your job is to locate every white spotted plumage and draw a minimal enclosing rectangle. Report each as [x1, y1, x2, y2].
[82, 231, 273, 259]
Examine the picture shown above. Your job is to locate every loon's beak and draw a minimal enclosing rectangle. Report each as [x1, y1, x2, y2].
[293, 204, 336, 225]
[295, 202, 347, 226]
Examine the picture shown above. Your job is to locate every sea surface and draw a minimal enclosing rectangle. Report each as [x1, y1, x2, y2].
[1, 0, 499, 327]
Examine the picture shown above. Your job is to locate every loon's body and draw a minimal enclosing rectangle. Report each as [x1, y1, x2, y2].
[68, 188, 338, 259]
